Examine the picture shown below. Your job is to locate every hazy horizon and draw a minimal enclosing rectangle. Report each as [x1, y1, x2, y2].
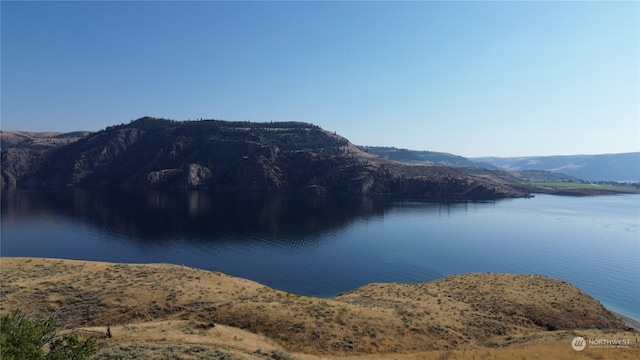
[1, 1, 638, 158]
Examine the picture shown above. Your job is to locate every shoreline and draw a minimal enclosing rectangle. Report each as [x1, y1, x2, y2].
[2, 256, 638, 333]
[613, 311, 640, 332]
[2, 256, 638, 358]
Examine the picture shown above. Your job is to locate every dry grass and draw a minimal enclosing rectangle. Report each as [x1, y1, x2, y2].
[0, 130, 90, 147]
[1, 257, 637, 360]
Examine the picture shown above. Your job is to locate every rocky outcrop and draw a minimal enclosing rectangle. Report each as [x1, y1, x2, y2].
[347, 174, 374, 195]
[146, 168, 182, 187]
[0, 131, 90, 189]
[185, 164, 212, 187]
[145, 164, 213, 188]
[2, 117, 531, 199]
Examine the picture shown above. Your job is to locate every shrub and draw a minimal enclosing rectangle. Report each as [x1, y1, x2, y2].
[0, 310, 96, 360]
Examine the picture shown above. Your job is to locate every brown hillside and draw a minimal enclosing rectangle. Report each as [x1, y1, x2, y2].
[1, 258, 635, 360]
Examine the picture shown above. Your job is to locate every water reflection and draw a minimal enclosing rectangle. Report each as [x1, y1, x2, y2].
[3, 190, 638, 319]
[1, 189, 394, 246]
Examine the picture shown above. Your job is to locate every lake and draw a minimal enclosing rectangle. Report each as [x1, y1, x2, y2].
[1, 189, 638, 322]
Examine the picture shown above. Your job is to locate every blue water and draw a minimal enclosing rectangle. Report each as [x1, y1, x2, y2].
[1, 190, 638, 322]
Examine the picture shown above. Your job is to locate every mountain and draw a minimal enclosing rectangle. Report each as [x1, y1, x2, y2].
[362, 146, 640, 182]
[472, 153, 640, 182]
[0, 117, 529, 200]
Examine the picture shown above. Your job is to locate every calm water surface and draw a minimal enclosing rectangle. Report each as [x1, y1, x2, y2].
[2, 189, 638, 322]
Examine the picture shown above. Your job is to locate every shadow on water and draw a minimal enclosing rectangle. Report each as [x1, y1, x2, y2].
[1, 189, 395, 247]
[0, 189, 466, 289]
[0, 189, 500, 296]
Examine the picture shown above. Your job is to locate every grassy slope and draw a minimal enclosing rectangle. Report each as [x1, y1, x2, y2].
[519, 181, 640, 195]
[1, 257, 637, 360]
[0, 130, 91, 147]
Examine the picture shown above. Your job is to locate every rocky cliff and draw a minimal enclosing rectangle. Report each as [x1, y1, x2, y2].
[1, 117, 529, 199]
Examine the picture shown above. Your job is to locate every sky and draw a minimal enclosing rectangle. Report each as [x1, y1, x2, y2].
[1, 1, 638, 157]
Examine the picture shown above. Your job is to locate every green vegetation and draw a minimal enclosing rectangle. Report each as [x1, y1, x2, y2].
[0, 310, 97, 360]
[521, 180, 640, 194]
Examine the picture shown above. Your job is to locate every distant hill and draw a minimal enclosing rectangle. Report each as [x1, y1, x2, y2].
[472, 153, 640, 182]
[0, 117, 529, 200]
[362, 146, 640, 182]
[361, 146, 484, 167]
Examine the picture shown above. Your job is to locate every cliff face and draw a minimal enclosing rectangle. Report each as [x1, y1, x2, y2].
[2, 117, 530, 199]
[16, 118, 358, 192]
[0, 130, 91, 189]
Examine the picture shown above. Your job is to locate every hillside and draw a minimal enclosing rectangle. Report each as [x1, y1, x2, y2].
[363, 146, 640, 183]
[0, 130, 91, 188]
[1, 117, 529, 200]
[472, 153, 640, 182]
[1, 258, 636, 360]
[360, 146, 481, 167]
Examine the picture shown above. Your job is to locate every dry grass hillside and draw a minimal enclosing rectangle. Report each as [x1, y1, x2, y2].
[1, 257, 637, 360]
[0, 130, 91, 147]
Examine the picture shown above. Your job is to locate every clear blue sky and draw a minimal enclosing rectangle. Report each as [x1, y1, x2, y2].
[1, 1, 638, 157]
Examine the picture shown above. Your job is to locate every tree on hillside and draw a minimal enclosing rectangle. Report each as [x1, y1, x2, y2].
[0, 310, 97, 360]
